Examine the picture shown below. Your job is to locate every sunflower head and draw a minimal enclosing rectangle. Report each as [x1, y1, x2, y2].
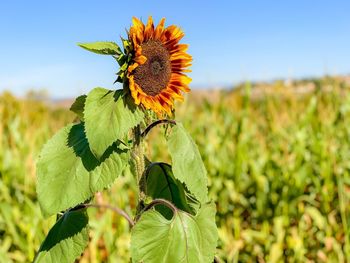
[126, 16, 192, 116]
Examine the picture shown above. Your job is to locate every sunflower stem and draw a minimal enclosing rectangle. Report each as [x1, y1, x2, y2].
[141, 119, 176, 138]
[132, 125, 147, 218]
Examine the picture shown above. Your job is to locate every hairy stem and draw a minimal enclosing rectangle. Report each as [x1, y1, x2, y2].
[132, 125, 147, 217]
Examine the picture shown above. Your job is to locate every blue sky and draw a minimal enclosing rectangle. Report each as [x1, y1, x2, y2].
[0, 1, 349, 98]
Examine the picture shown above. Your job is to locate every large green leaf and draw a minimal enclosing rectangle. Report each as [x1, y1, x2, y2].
[131, 203, 218, 263]
[36, 123, 129, 217]
[69, 95, 86, 121]
[145, 162, 197, 219]
[34, 209, 89, 263]
[78, 41, 122, 55]
[166, 123, 208, 203]
[84, 88, 144, 158]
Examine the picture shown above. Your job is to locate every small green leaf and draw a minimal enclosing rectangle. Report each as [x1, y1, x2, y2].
[131, 203, 218, 263]
[69, 95, 86, 121]
[167, 123, 208, 203]
[145, 162, 196, 219]
[36, 123, 129, 217]
[34, 209, 89, 263]
[84, 88, 144, 158]
[78, 41, 122, 55]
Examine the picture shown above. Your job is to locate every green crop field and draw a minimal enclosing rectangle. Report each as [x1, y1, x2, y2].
[1, 76, 350, 262]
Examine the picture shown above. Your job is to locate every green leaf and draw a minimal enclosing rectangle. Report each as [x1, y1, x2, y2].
[131, 203, 218, 263]
[84, 88, 144, 158]
[145, 162, 196, 219]
[36, 123, 129, 217]
[69, 95, 86, 121]
[34, 209, 89, 263]
[166, 123, 208, 203]
[78, 41, 122, 55]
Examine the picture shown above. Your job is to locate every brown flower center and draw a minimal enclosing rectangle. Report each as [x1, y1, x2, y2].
[133, 40, 171, 96]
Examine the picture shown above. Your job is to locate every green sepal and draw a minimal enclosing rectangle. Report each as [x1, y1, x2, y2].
[115, 53, 127, 66]
[121, 38, 132, 54]
[114, 76, 123, 84]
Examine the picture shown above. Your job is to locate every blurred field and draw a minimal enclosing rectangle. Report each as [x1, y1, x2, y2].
[1, 76, 350, 262]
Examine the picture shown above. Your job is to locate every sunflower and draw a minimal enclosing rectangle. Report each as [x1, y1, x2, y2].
[127, 16, 192, 116]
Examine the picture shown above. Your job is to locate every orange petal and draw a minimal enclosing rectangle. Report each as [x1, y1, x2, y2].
[132, 17, 145, 32]
[128, 77, 141, 105]
[170, 53, 192, 61]
[135, 55, 147, 65]
[144, 16, 155, 40]
[141, 96, 153, 109]
[170, 44, 189, 55]
[159, 92, 173, 104]
[164, 89, 184, 101]
[172, 83, 191, 92]
[131, 17, 145, 44]
[171, 73, 192, 84]
[172, 67, 192, 73]
[128, 63, 139, 73]
[154, 18, 165, 39]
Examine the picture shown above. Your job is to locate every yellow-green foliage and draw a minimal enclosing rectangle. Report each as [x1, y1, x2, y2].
[0, 92, 73, 262]
[1, 77, 350, 262]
